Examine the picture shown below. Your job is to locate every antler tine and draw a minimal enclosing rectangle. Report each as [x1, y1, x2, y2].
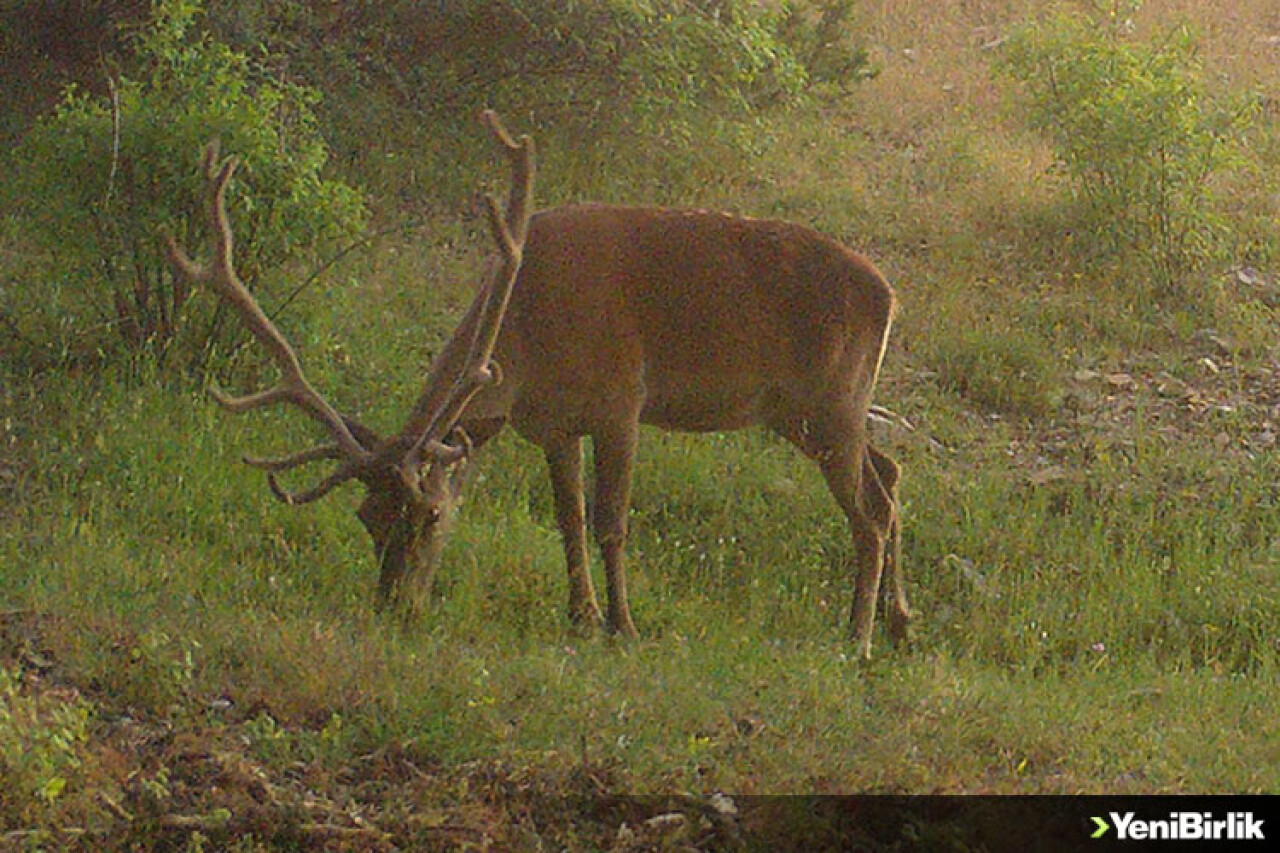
[200, 150, 367, 457]
[471, 110, 533, 374]
[204, 143, 367, 459]
[243, 444, 343, 472]
[264, 454, 370, 506]
[481, 109, 535, 245]
[401, 112, 535, 476]
[162, 142, 227, 282]
[165, 140, 378, 503]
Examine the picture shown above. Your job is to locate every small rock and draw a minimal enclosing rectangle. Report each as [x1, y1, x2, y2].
[1106, 372, 1137, 390]
[709, 793, 738, 817]
[645, 813, 687, 832]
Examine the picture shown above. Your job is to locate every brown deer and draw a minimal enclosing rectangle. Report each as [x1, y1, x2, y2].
[166, 112, 910, 659]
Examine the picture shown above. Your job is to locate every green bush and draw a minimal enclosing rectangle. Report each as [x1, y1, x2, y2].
[9, 0, 366, 366]
[267, 0, 872, 197]
[298, 0, 856, 127]
[999, 1, 1255, 297]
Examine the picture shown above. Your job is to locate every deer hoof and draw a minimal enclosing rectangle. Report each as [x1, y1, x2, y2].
[608, 616, 639, 641]
[569, 604, 605, 634]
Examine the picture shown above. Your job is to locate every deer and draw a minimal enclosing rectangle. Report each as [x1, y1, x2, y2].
[166, 111, 911, 660]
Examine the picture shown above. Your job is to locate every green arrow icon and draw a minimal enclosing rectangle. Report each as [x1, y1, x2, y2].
[1091, 816, 1110, 839]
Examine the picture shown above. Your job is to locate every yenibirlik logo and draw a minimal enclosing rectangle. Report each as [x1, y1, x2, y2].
[1091, 811, 1265, 841]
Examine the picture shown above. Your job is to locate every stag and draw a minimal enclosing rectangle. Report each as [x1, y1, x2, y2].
[167, 112, 910, 659]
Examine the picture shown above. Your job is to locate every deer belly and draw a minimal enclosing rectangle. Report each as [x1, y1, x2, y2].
[639, 381, 764, 432]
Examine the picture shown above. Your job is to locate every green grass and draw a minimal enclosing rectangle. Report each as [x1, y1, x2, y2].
[1, 356, 1277, 849]
[3, 355, 1276, 803]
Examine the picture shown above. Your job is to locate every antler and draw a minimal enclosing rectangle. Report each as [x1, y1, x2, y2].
[168, 112, 535, 508]
[400, 110, 535, 486]
[165, 141, 374, 504]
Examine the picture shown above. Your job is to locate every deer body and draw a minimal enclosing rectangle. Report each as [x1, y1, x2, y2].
[496, 205, 890, 429]
[169, 115, 909, 660]
[450, 204, 907, 650]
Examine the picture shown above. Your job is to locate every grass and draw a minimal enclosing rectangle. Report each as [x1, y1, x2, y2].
[3, 356, 1276, 794]
[2, 0, 1278, 846]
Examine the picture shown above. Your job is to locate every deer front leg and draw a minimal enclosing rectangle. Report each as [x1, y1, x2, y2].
[592, 424, 640, 639]
[544, 437, 604, 630]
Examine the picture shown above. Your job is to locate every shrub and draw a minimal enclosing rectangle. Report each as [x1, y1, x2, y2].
[998, 1, 1255, 297]
[9, 0, 366, 367]
[267, 0, 873, 197]
[301, 1, 852, 126]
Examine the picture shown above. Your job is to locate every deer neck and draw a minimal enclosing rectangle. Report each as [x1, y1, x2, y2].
[400, 290, 514, 440]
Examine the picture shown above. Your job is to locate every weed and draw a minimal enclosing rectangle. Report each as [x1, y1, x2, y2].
[922, 313, 1063, 417]
[0, 667, 91, 828]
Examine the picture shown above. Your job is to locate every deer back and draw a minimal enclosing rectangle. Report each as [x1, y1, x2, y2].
[486, 204, 896, 434]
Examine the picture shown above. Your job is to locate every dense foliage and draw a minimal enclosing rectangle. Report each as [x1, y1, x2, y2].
[9, 0, 367, 364]
[1000, 0, 1255, 296]
[199, 1, 872, 129]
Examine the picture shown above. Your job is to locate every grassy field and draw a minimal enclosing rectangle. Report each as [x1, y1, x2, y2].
[2, 0, 1278, 848]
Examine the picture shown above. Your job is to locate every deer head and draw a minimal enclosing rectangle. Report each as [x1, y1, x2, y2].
[165, 111, 534, 617]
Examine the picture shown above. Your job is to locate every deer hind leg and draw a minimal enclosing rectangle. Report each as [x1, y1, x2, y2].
[591, 423, 640, 639]
[822, 446, 892, 660]
[770, 404, 893, 659]
[544, 436, 604, 630]
[867, 445, 911, 645]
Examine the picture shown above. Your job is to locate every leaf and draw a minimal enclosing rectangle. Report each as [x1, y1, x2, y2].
[40, 775, 67, 802]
